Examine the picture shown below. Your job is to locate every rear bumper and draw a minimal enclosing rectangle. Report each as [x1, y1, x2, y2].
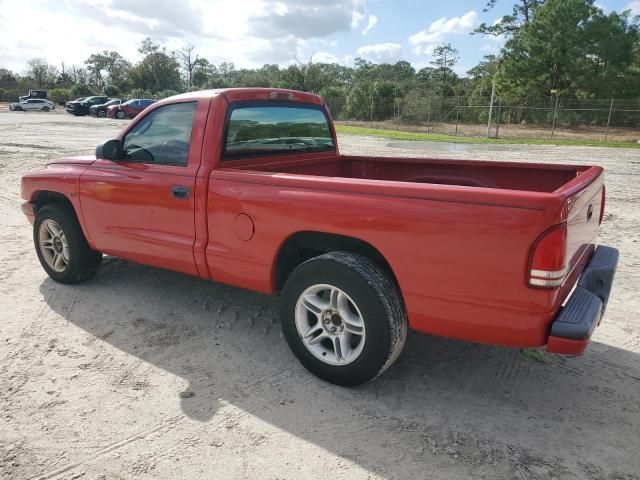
[546, 245, 619, 355]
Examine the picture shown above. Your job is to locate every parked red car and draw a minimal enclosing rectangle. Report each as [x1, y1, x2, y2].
[20, 88, 618, 386]
[107, 99, 155, 119]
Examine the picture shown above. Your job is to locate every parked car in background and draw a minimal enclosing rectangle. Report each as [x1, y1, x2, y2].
[9, 98, 55, 111]
[90, 98, 124, 118]
[107, 99, 155, 119]
[65, 96, 109, 116]
[19, 89, 47, 102]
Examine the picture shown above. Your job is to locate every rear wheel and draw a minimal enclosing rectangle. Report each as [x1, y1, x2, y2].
[116, 110, 126, 119]
[34, 204, 102, 284]
[281, 252, 407, 386]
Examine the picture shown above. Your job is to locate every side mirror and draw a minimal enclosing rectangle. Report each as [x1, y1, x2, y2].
[96, 139, 123, 160]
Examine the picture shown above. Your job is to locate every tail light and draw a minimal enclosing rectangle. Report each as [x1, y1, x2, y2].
[528, 224, 568, 288]
[599, 186, 606, 225]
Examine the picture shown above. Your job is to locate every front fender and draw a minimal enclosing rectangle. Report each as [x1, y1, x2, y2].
[21, 162, 96, 248]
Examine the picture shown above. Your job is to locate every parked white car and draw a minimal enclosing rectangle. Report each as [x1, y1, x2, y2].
[9, 99, 56, 112]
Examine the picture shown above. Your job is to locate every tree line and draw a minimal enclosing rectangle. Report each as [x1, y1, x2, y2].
[1, 0, 638, 123]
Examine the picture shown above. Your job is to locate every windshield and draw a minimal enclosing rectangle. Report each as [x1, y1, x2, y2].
[223, 103, 334, 159]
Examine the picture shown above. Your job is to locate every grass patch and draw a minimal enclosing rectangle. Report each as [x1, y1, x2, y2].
[335, 125, 640, 149]
[519, 348, 552, 363]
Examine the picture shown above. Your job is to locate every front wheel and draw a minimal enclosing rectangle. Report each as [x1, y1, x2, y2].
[34, 204, 102, 284]
[97, 109, 106, 118]
[281, 252, 407, 386]
[42, 106, 50, 112]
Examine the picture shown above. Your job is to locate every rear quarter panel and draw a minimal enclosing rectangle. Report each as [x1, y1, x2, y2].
[205, 170, 569, 347]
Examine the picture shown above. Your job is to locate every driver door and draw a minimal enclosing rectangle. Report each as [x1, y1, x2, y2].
[79, 101, 202, 276]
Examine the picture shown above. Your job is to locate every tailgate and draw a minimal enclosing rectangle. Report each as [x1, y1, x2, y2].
[560, 166, 605, 284]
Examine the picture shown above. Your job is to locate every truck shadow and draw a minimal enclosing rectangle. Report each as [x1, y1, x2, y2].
[40, 257, 640, 478]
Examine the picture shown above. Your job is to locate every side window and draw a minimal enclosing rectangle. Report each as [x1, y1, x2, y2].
[122, 102, 197, 166]
[223, 102, 335, 160]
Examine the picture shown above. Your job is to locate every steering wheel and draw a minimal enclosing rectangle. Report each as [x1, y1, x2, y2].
[160, 139, 189, 156]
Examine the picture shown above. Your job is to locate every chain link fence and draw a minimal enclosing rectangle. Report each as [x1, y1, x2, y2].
[325, 95, 640, 143]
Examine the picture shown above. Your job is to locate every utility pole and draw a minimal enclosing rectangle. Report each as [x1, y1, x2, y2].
[487, 78, 497, 138]
[550, 92, 560, 140]
[605, 98, 614, 142]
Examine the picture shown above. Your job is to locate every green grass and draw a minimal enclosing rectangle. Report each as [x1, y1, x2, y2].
[335, 125, 640, 149]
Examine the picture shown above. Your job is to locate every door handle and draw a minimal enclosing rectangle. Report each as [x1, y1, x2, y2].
[171, 185, 190, 199]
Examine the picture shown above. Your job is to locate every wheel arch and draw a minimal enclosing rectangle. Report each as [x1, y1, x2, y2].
[30, 190, 93, 245]
[32, 190, 75, 213]
[273, 231, 401, 294]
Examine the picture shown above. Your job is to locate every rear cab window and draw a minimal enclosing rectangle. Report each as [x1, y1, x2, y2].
[223, 101, 334, 160]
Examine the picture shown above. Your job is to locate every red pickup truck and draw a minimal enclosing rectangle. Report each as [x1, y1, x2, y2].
[21, 88, 618, 386]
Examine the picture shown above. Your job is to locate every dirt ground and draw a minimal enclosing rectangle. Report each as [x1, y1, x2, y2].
[1, 108, 639, 480]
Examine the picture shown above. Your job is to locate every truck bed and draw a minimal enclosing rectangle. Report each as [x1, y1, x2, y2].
[212, 152, 604, 347]
[231, 155, 586, 193]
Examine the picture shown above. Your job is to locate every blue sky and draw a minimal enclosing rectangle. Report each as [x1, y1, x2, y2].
[0, 0, 638, 76]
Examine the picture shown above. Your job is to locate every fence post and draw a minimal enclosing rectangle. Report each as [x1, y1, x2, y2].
[455, 95, 460, 136]
[495, 96, 502, 138]
[370, 96, 374, 128]
[427, 97, 432, 134]
[550, 95, 560, 140]
[605, 98, 614, 142]
[487, 78, 497, 138]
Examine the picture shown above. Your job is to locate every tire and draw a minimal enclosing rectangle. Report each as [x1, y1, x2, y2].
[97, 109, 106, 118]
[116, 110, 126, 119]
[281, 252, 407, 386]
[42, 106, 50, 112]
[34, 204, 102, 284]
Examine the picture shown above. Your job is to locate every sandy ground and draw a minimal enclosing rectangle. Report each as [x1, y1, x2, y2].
[1, 109, 639, 480]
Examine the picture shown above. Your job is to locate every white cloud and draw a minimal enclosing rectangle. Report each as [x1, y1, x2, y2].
[0, 0, 369, 71]
[312, 52, 339, 63]
[356, 43, 403, 63]
[249, 0, 366, 40]
[361, 15, 378, 35]
[625, 0, 640, 14]
[409, 11, 479, 55]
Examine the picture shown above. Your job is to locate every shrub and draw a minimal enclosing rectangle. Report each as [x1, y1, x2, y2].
[103, 85, 121, 97]
[70, 84, 95, 98]
[128, 88, 153, 99]
[48, 88, 72, 103]
[156, 89, 179, 99]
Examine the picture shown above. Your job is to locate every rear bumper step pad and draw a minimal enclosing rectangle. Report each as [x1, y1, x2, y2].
[547, 245, 619, 355]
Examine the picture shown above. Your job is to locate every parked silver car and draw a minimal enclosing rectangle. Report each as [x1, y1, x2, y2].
[9, 99, 56, 112]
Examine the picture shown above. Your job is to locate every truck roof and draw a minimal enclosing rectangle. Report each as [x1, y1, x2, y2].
[164, 88, 324, 106]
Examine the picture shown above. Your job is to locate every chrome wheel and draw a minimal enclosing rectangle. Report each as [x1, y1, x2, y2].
[97, 109, 106, 118]
[295, 284, 366, 366]
[38, 219, 69, 273]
